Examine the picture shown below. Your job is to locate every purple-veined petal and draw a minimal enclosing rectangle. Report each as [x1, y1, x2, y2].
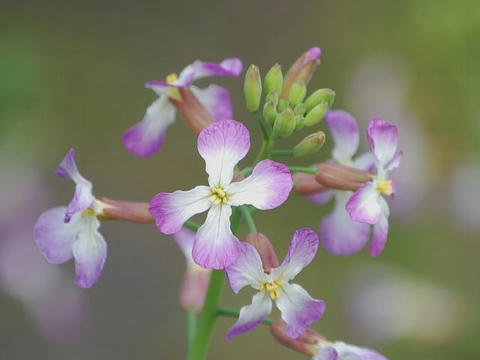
[189, 84, 232, 121]
[33, 207, 79, 264]
[345, 182, 381, 224]
[227, 159, 293, 210]
[225, 242, 268, 293]
[122, 95, 176, 157]
[149, 186, 211, 235]
[225, 291, 272, 340]
[325, 110, 359, 162]
[197, 120, 250, 187]
[72, 216, 107, 288]
[313, 345, 338, 360]
[308, 190, 334, 205]
[386, 150, 403, 172]
[353, 152, 376, 172]
[276, 283, 325, 339]
[271, 228, 318, 282]
[320, 192, 371, 256]
[367, 118, 398, 166]
[369, 211, 389, 257]
[56, 148, 95, 222]
[192, 205, 240, 269]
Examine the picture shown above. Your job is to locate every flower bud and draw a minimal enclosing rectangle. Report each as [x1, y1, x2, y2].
[294, 115, 305, 131]
[280, 47, 321, 99]
[293, 131, 326, 157]
[315, 162, 374, 191]
[304, 88, 336, 113]
[264, 63, 283, 96]
[180, 267, 211, 313]
[244, 64, 262, 112]
[293, 170, 328, 196]
[266, 91, 279, 105]
[271, 319, 324, 356]
[99, 197, 154, 223]
[294, 103, 306, 116]
[170, 87, 215, 134]
[263, 101, 277, 126]
[277, 98, 289, 112]
[304, 101, 329, 127]
[272, 108, 295, 138]
[246, 233, 279, 273]
[287, 81, 307, 106]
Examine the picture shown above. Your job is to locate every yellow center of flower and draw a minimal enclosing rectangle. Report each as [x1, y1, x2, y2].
[260, 280, 283, 300]
[376, 179, 393, 196]
[166, 72, 181, 101]
[81, 208, 96, 217]
[210, 187, 229, 205]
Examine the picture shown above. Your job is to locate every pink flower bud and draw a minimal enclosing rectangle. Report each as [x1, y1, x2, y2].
[99, 198, 154, 224]
[270, 319, 324, 356]
[179, 267, 211, 313]
[292, 166, 328, 196]
[245, 233, 279, 273]
[315, 162, 374, 192]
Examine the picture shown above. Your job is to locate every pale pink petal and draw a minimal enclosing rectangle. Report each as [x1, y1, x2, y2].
[369, 212, 389, 257]
[386, 150, 403, 172]
[345, 182, 381, 224]
[325, 110, 359, 161]
[173, 227, 196, 262]
[353, 152, 376, 172]
[189, 84, 232, 121]
[307, 190, 334, 205]
[367, 118, 398, 166]
[197, 120, 250, 187]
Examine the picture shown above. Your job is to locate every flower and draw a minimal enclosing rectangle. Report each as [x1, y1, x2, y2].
[150, 120, 293, 269]
[295, 110, 375, 256]
[33, 148, 107, 288]
[122, 58, 243, 157]
[345, 118, 402, 256]
[312, 340, 387, 360]
[173, 227, 211, 312]
[224, 228, 325, 339]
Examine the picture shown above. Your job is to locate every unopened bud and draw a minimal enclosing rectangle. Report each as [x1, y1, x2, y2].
[244, 64, 262, 112]
[272, 108, 295, 138]
[281, 47, 322, 99]
[294, 115, 305, 131]
[180, 267, 210, 313]
[293, 170, 328, 196]
[264, 64, 283, 96]
[100, 197, 154, 223]
[246, 233, 279, 273]
[277, 98, 289, 112]
[266, 91, 279, 105]
[293, 131, 326, 157]
[170, 87, 215, 134]
[304, 102, 329, 127]
[304, 88, 335, 113]
[263, 101, 277, 126]
[288, 81, 307, 106]
[315, 162, 374, 191]
[294, 103, 306, 116]
[271, 319, 324, 356]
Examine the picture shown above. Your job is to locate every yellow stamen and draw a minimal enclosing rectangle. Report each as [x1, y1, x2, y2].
[81, 208, 95, 217]
[376, 180, 392, 196]
[260, 280, 283, 300]
[166, 73, 182, 101]
[210, 187, 229, 205]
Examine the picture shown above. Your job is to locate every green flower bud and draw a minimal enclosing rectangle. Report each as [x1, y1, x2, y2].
[263, 101, 277, 126]
[244, 64, 262, 112]
[272, 108, 295, 138]
[293, 131, 326, 157]
[304, 101, 329, 127]
[288, 81, 307, 106]
[266, 92, 279, 105]
[264, 64, 283, 96]
[277, 98, 289, 112]
[294, 115, 305, 131]
[304, 88, 335, 113]
[294, 103, 306, 116]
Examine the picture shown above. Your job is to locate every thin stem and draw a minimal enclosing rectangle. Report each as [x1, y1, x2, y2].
[187, 308, 196, 357]
[184, 220, 200, 232]
[239, 167, 253, 176]
[217, 307, 274, 325]
[254, 110, 269, 140]
[288, 166, 318, 175]
[271, 149, 294, 157]
[239, 206, 257, 233]
[254, 138, 275, 164]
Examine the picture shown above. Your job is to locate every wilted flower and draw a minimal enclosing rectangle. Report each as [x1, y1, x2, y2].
[122, 58, 243, 157]
[224, 228, 325, 339]
[34, 149, 108, 288]
[150, 120, 293, 269]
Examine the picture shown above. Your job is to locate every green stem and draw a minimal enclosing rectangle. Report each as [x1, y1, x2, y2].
[254, 110, 269, 140]
[239, 167, 253, 176]
[188, 210, 242, 360]
[184, 220, 200, 232]
[187, 308, 196, 356]
[271, 149, 293, 157]
[217, 307, 274, 325]
[239, 206, 257, 233]
[288, 166, 318, 175]
[254, 138, 275, 164]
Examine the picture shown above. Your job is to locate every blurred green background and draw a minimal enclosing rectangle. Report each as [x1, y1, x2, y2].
[1, 0, 479, 359]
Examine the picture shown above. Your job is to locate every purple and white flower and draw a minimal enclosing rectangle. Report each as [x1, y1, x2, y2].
[224, 228, 325, 340]
[345, 118, 402, 256]
[150, 120, 293, 269]
[313, 340, 387, 360]
[33, 148, 108, 288]
[122, 58, 243, 157]
[306, 110, 374, 256]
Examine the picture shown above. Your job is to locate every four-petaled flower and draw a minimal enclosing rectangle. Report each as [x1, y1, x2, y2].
[313, 340, 387, 360]
[122, 58, 243, 157]
[33, 148, 107, 288]
[225, 228, 325, 340]
[149, 120, 293, 269]
[345, 118, 402, 256]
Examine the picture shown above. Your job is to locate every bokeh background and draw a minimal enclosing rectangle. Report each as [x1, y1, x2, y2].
[1, 1, 479, 359]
